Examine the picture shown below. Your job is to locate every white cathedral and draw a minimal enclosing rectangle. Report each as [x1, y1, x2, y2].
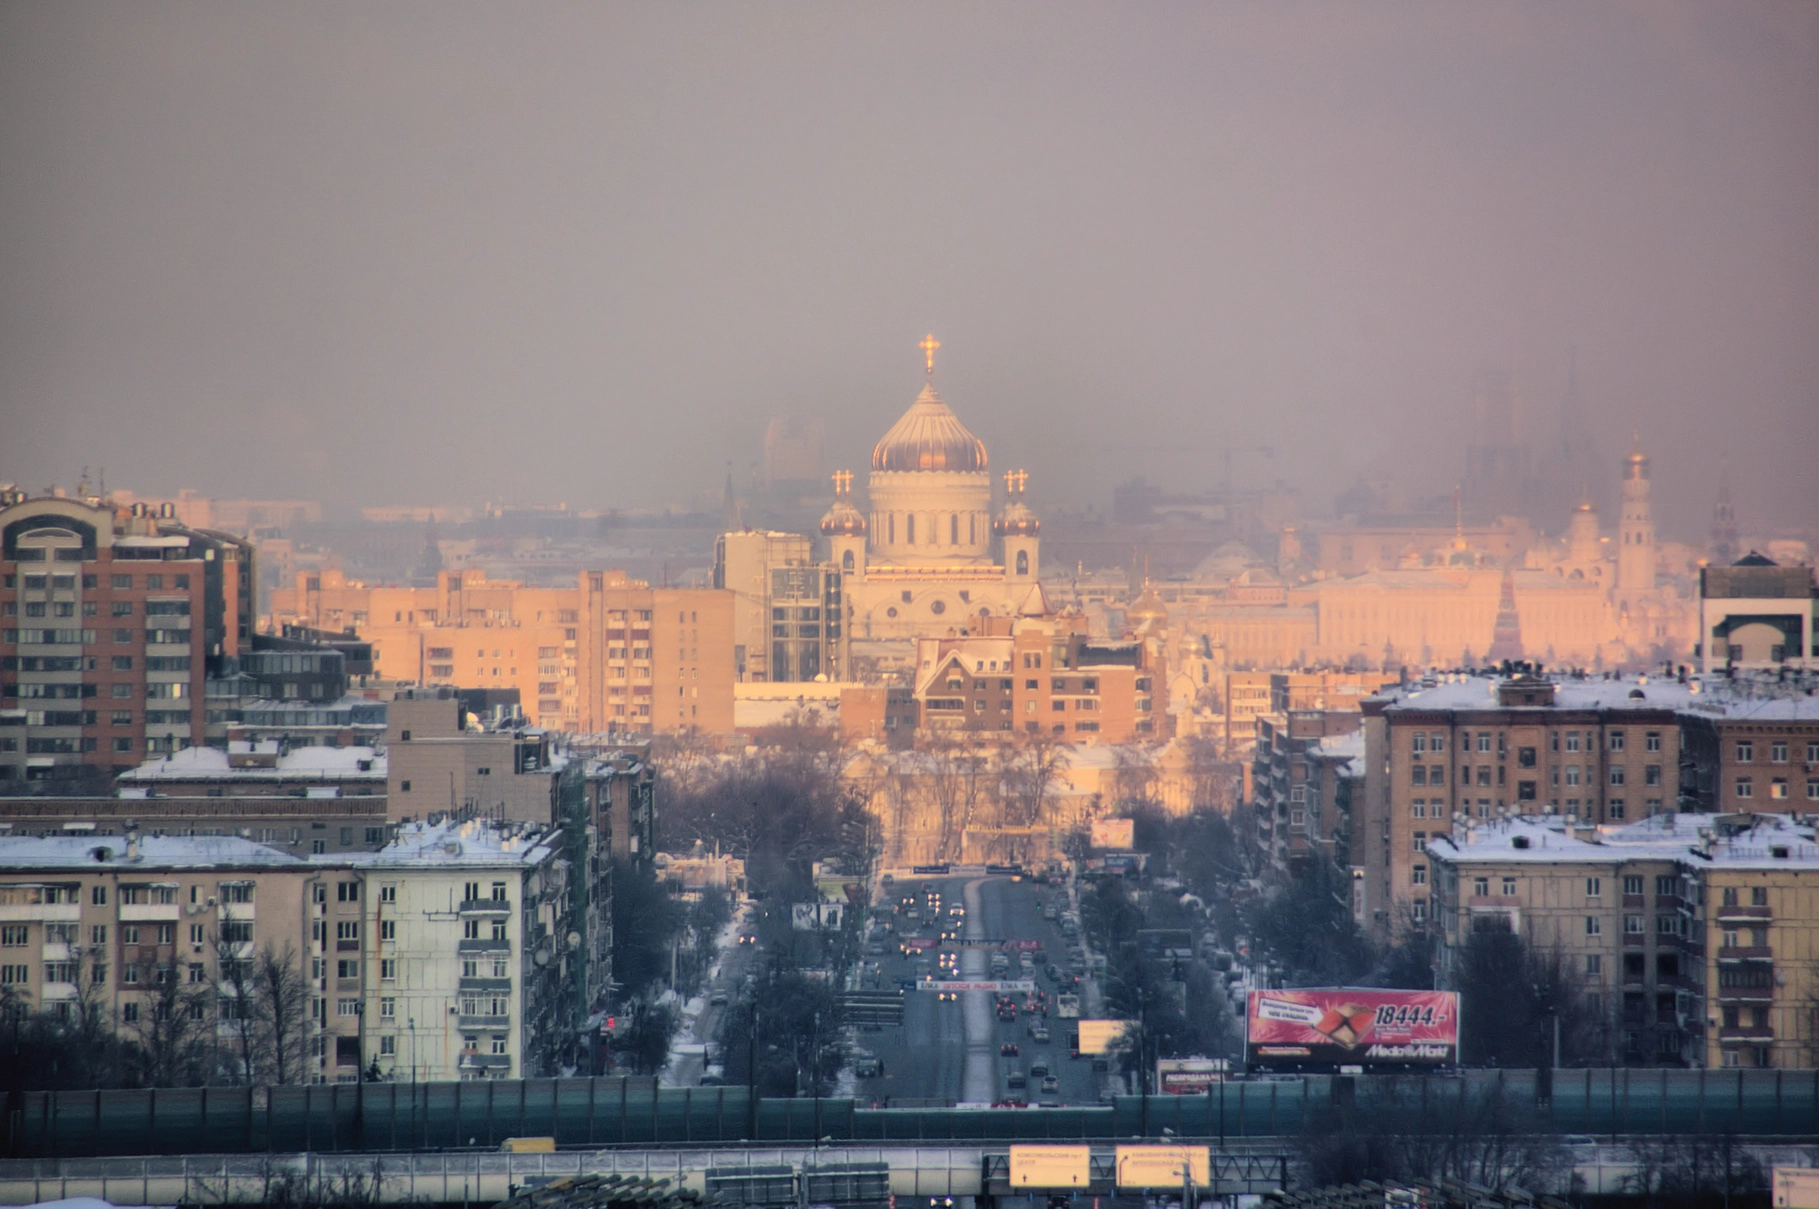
[820, 337, 1045, 644]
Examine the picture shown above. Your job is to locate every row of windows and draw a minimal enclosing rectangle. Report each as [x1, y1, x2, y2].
[1734, 741, 1819, 764]
[1734, 778, 1819, 801]
[4, 573, 190, 591]
[1412, 729, 1663, 754]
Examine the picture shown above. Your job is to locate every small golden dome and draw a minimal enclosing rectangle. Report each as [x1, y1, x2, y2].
[820, 499, 866, 537]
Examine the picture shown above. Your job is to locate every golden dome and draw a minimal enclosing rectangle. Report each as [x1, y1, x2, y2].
[1127, 584, 1168, 628]
[871, 384, 988, 473]
[820, 498, 866, 537]
[994, 500, 1040, 537]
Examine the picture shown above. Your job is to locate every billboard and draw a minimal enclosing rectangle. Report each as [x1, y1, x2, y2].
[790, 902, 844, 931]
[1115, 1146, 1209, 1189]
[1009, 1146, 1091, 1189]
[1076, 1018, 1132, 1054]
[1775, 1168, 1819, 1209]
[1246, 988, 1459, 1067]
[1091, 818, 1135, 850]
[1156, 1057, 1229, 1094]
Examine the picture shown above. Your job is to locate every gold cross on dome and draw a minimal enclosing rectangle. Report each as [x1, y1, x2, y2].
[831, 469, 853, 498]
[1005, 468, 1028, 495]
[919, 333, 940, 376]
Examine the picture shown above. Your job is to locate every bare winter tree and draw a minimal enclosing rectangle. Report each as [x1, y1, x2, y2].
[123, 951, 215, 1086]
[213, 928, 262, 1084]
[253, 942, 315, 1085]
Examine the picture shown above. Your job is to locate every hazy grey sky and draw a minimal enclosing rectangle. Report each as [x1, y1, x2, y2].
[3, 2, 1815, 538]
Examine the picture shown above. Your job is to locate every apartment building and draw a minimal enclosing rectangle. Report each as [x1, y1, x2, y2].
[1678, 689, 1819, 813]
[0, 832, 335, 1071]
[1, 494, 255, 784]
[911, 598, 1167, 744]
[712, 530, 848, 683]
[385, 688, 566, 826]
[1427, 817, 1693, 1066]
[1693, 817, 1819, 1070]
[1358, 673, 1690, 943]
[268, 567, 734, 736]
[337, 818, 582, 1082]
[1427, 811, 1819, 1069]
[1252, 711, 1362, 874]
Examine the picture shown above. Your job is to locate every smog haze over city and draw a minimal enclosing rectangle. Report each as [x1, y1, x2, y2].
[2, 2, 1817, 537]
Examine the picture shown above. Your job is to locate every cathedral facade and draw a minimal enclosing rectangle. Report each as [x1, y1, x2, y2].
[822, 343, 1042, 647]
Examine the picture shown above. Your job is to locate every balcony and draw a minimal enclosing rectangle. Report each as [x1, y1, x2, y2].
[458, 898, 511, 915]
[457, 938, 512, 954]
[457, 1013, 511, 1030]
[1718, 946, 1774, 962]
[458, 977, 512, 993]
[1715, 904, 1773, 923]
[119, 904, 180, 923]
[1718, 1024, 1775, 1042]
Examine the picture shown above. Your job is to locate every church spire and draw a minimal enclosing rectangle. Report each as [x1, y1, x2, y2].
[919, 333, 940, 378]
[721, 461, 742, 532]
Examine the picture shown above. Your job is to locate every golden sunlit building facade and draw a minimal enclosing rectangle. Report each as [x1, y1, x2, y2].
[268, 568, 732, 735]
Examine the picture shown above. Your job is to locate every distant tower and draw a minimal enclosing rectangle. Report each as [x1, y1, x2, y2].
[721, 462, 743, 532]
[995, 468, 1040, 583]
[1709, 458, 1739, 566]
[1462, 370, 1530, 522]
[1486, 568, 1525, 663]
[1566, 495, 1601, 568]
[1617, 437, 1656, 596]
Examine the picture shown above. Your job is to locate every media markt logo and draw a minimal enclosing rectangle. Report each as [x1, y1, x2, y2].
[1364, 1042, 1452, 1060]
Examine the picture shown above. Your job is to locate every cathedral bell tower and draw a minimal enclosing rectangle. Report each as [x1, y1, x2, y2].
[1617, 436, 1656, 597]
[995, 468, 1040, 583]
[820, 469, 867, 582]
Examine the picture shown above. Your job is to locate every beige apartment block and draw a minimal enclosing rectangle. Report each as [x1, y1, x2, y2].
[1359, 673, 1690, 944]
[0, 833, 353, 1078]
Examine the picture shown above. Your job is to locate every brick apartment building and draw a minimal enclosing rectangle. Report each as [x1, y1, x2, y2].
[1, 494, 255, 786]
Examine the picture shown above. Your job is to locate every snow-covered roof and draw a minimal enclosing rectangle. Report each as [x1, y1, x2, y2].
[1427, 811, 1819, 869]
[117, 744, 385, 784]
[1377, 674, 1701, 714]
[1677, 693, 1819, 722]
[0, 834, 305, 871]
[329, 818, 557, 869]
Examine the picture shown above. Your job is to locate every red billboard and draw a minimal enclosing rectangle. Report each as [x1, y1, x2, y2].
[1245, 989, 1459, 1068]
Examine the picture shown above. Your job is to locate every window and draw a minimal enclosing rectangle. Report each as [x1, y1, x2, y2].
[1502, 877, 1517, 897]
[1586, 878, 1602, 898]
[1518, 746, 1537, 769]
[1623, 875, 1643, 895]
[1429, 733, 1446, 753]
[1752, 886, 1768, 906]
[1772, 741, 1789, 763]
[1610, 766, 1626, 786]
[1585, 954, 1602, 976]
[1472, 877, 1489, 897]
[379, 920, 395, 941]
[379, 1035, 396, 1056]
[0, 926, 26, 947]
[336, 881, 359, 902]
[1646, 764, 1662, 786]
[1413, 733, 1427, 754]
[1656, 875, 1678, 897]
[1737, 741, 1754, 763]
[463, 920, 480, 940]
[1608, 799, 1626, 820]
[1586, 916, 1602, 936]
[335, 921, 359, 943]
[1736, 778, 1754, 799]
[1723, 887, 1739, 906]
[337, 960, 357, 979]
[1625, 915, 1644, 934]
[1565, 731, 1582, 753]
[490, 920, 507, 941]
[1411, 766, 1427, 786]
[337, 998, 360, 1017]
[1657, 914, 1680, 936]
[1412, 865, 1427, 886]
[1609, 731, 1626, 752]
[1771, 779, 1789, 800]
[379, 884, 396, 903]
[381, 958, 396, 980]
[380, 997, 395, 1019]
[1412, 831, 1427, 853]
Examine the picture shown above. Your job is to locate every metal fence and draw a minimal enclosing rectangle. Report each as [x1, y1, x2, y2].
[8, 1068, 1819, 1158]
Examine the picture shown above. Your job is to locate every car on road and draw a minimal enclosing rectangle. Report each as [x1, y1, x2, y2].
[1006, 1072, 1027, 1090]
[737, 933, 757, 946]
[1040, 1076, 1060, 1095]
[709, 992, 729, 1007]
[1000, 1042, 1019, 1056]
[1030, 1026, 1050, 1044]
[853, 1057, 882, 1078]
